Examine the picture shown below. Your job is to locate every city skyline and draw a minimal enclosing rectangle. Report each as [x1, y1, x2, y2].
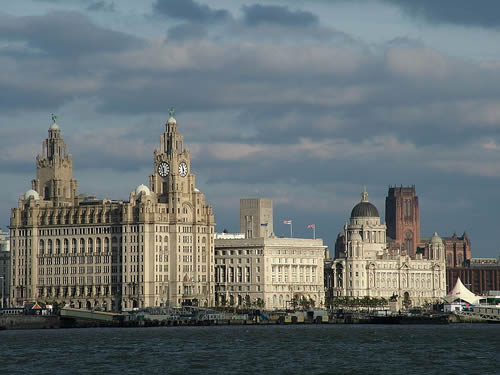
[1, 1, 500, 257]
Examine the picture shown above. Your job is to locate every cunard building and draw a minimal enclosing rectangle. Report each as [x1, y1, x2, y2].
[10, 113, 215, 311]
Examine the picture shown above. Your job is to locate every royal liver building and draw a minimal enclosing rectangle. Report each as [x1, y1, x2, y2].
[10, 113, 215, 311]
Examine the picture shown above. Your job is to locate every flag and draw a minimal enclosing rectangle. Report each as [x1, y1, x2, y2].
[307, 224, 315, 229]
[260, 223, 268, 227]
[283, 220, 292, 225]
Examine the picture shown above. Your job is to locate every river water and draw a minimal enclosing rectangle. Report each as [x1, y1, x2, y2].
[1, 324, 498, 374]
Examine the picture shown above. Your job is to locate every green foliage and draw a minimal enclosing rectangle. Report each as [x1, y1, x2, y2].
[255, 298, 265, 309]
[244, 295, 252, 308]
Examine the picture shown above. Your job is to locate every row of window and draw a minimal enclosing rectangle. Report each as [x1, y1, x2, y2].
[38, 265, 111, 275]
[38, 275, 111, 286]
[216, 249, 264, 256]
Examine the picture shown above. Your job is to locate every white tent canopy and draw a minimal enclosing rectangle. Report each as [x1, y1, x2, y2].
[444, 277, 480, 305]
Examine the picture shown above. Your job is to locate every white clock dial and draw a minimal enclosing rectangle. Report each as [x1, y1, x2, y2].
[178, 161, 188, 177]
[158, 161, 170, 177]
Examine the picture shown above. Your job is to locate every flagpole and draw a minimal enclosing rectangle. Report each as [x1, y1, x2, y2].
[290, 221, 293, 238]
[313, 226, 316, 240]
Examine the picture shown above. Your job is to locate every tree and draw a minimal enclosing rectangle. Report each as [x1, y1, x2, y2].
[244, 295, 252, 309]
[309, 298, 316, 309]
[291, 294, 300, 310]
[255, 298, 265, 309]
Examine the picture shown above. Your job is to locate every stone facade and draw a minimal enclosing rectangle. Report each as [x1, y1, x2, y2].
[0, 229, 9, 308]
[443, 233, 471, 267]
[215, 237, 326, 310]
[331, 190, 447, 307]
[10, 115, 215, 311]
[215, 198, 326, 310]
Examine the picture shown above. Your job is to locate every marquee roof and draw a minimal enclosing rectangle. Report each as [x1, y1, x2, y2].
[444, 277, 480, 305]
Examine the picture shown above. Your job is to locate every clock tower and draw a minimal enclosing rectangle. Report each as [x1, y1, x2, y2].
[143, 109, 215, 307]
[150, 112, 192, 203]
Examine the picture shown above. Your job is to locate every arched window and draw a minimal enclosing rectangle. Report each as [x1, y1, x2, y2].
[39, 239, 45, 255]
[446, 253, 452, 266]
[88, 238, 94, 253]
[56, 239, 61, 254]
[96, 238, 102, 253]
[64, 239, 69, 254]
[104, 238, 110, 253]
[80, 238, 86, 253]
[405, 231, 413, 254]
[48, 239, 53, 255]
[72, 239, 77, 253]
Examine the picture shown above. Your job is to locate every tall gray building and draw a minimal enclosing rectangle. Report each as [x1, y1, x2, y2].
[240, 198, 273, 239]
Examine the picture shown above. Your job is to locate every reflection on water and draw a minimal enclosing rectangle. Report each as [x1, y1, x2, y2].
[1, 325, 499, 375]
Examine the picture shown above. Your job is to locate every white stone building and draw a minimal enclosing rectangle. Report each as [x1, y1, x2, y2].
[215, 198, 327, 310]
[331, 189, 446, 307]
[10, 114, 215, 310]
[0, 228, 9, 308]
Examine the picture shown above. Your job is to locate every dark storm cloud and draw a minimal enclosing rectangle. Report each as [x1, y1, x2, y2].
[0, 11, 143, 57]
[0, 11, 146, 111]
[241, 4, 319, 28]
[153, 0, 231, 24]
[87, 1, 115, 12]
[317, 0, 500, 29]
[384, 0, 500, 29]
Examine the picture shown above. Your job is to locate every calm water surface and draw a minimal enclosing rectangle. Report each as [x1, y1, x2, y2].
[1, 324, 499, 375]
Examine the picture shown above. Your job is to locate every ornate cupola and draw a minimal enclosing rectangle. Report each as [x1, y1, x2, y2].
[31, 114, 78, 203]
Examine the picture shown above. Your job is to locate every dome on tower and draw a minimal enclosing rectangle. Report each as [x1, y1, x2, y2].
[350, 188, 379, 218]
[167, 116, 176, 126]
[350, 202, 379, 218]
[431, 232, 443, 244]
[350, 231, 362, 242]
[24, 189, 40, 201]
[50, 123, 60, 131]
[135, 184, 151, 197]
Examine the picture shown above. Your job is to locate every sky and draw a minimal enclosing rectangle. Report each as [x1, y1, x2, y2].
[1, 0, 500, 258]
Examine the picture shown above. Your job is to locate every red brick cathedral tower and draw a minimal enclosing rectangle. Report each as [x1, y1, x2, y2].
[385, 185, 420, 257]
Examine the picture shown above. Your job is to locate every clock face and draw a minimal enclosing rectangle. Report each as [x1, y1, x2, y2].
[158, 161, 170, 177]
[178, 161, 188, 177]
